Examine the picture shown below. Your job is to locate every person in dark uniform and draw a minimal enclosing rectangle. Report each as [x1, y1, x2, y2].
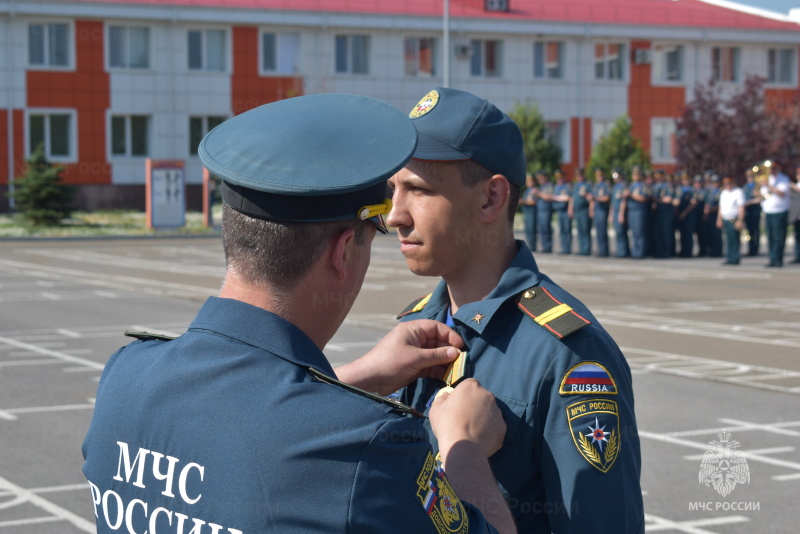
[569, 167, 592, 255]
[389, 87, 644, 533]
[82, 94, 516, 534]
[792, 166, 800, 264]
[742, 168, 762, 256]
[552, 170, 572, 254]
[693, 173, 708, 256]
[519, 173, 537, 251]
[627, 166, 651, 259]
[590, 167, 611, 257]
[652, 169, 675, 258]
[704, 174, 723, 257]
[676, 173, 699, 257]
[535, 170, 554, 253]
[611, 168, 630, 257]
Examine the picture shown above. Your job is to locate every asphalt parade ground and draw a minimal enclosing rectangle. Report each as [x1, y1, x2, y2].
[0, 234, 798, 533]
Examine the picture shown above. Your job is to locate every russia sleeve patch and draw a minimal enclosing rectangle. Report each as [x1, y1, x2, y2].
[415, 452, 468, 534]
[559, 361, 618, 395]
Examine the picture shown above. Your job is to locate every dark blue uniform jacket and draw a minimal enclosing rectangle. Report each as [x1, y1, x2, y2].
[83, 297, 497, 534]
[399, 242, 644, 534]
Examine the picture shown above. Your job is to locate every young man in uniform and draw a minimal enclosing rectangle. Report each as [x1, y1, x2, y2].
[82, 94, 516, 534]
[389, 88, 644, 533]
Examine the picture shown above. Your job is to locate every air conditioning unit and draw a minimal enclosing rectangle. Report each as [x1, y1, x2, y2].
[634, 49, 651, 65]
[485, 0, 509, 12]
[454, 42, 473, 59]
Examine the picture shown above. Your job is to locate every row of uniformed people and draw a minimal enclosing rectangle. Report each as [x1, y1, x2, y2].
[519, 167, 763, 259]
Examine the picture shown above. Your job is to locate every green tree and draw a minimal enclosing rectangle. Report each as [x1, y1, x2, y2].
[587, 115, 650, 176]
[508, 100, 562, 175]
[10, 145, 74, 226]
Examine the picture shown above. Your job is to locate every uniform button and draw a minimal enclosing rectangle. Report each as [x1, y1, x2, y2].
[523, 290, 535, 299]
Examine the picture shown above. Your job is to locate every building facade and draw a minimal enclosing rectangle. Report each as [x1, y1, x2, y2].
[1, 0, 799, 211]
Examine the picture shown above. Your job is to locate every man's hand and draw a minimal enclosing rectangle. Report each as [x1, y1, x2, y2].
[429, 379, 506, 461]
[333, 320, 463, 396]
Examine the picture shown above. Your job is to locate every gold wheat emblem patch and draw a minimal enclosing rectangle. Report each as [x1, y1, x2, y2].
[566, 399, 621, 473]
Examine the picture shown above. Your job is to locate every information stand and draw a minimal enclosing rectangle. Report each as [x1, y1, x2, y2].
[145, 159, 185, 229]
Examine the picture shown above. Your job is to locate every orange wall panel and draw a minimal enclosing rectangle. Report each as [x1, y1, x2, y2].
[628, 40, 685, 156]
[231, 26, 304, 115]
[25, 20, 110, 186]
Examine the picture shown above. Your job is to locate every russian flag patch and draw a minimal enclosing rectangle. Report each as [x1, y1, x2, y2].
[559, 362, 618, 395]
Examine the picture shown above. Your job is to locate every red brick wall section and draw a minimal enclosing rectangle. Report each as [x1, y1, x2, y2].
[26, 20, 111, 185]
[1, 110, 26, 185]
[231, 27, 304, 115]
[0, 110, 6, 185]
[628, 40, 685, 162]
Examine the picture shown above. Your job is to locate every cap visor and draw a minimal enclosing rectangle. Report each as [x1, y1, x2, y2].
[412, 132, 471, 161]
[370, 214, 389, 234]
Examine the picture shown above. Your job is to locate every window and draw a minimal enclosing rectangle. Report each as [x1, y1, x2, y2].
[471, 39, 502, 77]
[592, 120, 614, 147]
[188, 29, 226, 71]
[711, 46, 740, 82]
[653, 44, 683, 82]
[335, 35, 369, 74]
[111, 115, 150, 157]
[533, 41, 563, 79]
[261, 32, 299, 74]
[768, 48, 795, 85]
[189, 116, 226, 155]
[28, 22, 70, 67]
[108, 26, 150, 69]
[594, 43, 626, 81]
[546, 121, 567, 160]
[404, 37, 436, 77]
[28, 112, 74, 159]
[651, 119, 676, 162]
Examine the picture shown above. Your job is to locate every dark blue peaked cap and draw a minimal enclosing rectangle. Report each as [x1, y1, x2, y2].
[408, 87, 526, 187]
[198, 93, 417, 233]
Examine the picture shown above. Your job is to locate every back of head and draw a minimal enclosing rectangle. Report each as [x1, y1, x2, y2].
[199, 94, 417, 290]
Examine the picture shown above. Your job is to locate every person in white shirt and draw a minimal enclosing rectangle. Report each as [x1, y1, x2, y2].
[760, 161, 791, 267]
[716, 176, 745, 265]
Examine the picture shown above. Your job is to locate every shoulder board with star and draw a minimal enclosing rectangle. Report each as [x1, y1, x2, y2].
[124, 331, 177, 342]
[307, 367, 424, 419]
[396, 293, 432, 319]
[516, 286, 590, 339]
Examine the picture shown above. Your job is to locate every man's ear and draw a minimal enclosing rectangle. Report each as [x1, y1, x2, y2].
[329, 228, 356, 281]
[478, 175, 511, 223]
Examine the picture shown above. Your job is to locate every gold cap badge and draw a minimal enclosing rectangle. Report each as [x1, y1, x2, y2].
[409, 90, 440, 119]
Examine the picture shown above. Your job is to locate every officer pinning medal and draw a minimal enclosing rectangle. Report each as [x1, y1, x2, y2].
[82, 94, 517, 534]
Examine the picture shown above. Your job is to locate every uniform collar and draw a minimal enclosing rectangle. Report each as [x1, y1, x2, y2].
[190, 296, 334, 374]
[421, 241, 542, 334]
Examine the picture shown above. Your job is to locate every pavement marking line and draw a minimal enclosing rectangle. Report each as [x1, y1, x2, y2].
[0, 474, 95, 532]
[621, 346, 800, 395]
[665, 421, 800, 438]
[639, 427, 800, 477]
[0, 259, 215, 298]
[21, 248, 223, 277]
[56, 329, 82, 338]
[0, 360, 64, 367]
[644, 513, 749, 534]
[0, 335, 104, 371]
[29, 484, 90, 494]
[683, 447, 795, 461]
[773, 473, 800, 481]
[717, 418, 800, 437]
[0, 516, 62, 528]
[1, 403, 95, 419]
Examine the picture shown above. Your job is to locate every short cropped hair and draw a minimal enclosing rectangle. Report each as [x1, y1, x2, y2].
[221, 203, 368, 291]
